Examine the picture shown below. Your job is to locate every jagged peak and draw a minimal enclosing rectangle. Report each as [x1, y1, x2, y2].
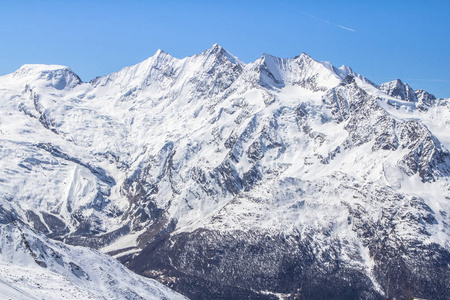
[250, 51, 343, 91]
[415, 89, 436, 98]
[258, 52, 330, 69]
[200, 43, 225, 57]
[335, 65, 353, 78]
[261, 52, 277, 59]
[293, 52, 312, 60]
[155, 48, 165, 55]
[153, 48, 169, 57]
[257, 52, 317, 67]
[139, 48, 174, 65]
[380, 79, 418, 102]
[339, 65, 353, 72]
[259, 52, 282, 64]
[380, 79, 408, 89]
[209, 43, 222, 52]
[293, 55, 360, 84]
[381, 79, 409, 89]
[415, 89, 437, 106]
[91, 49, 177, 85]
[198, 44, 243, 65]
[109, 49, 176, 74]
[295, 53, 335, 70]
[394, 78, 404, 85]
[294, 53, 336, 72]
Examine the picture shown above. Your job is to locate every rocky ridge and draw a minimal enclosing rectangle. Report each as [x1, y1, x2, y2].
[0, 45, 449, 299]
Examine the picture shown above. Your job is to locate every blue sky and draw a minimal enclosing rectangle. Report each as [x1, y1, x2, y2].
[1, 0, 449, 97]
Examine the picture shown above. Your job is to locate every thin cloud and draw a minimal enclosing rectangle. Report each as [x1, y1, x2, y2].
[297, 10, 356, 32]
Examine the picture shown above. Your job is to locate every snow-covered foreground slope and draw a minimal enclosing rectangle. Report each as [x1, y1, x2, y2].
[0, 44, 449, 300]
[0, 221, 187, 300]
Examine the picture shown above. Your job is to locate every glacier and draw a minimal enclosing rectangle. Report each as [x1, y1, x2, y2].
[0, 44, 449, 299]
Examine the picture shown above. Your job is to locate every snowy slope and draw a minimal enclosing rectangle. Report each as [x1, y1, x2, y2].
[0, 221, 187, 300]
[0, 45, 449, 300]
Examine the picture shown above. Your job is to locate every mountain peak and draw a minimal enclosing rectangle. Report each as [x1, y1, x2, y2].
[11, 64, 82, 89]
[293, 52, 311, 59]
[200, 44, 242, 65]
[415, 89, 437, 106]
[143, 48, 173, 63]
[394, 78, 404, 85]
[202, 43, 225, 55]
[380, 79, 418, 102]
[210, 43, 222, 52]
[252, 51, 343, 91]
[154, 48, 167, 56]
[14, 64, 71, 75]
[1, 46, 449, 300]
[335, 65, 354, 78]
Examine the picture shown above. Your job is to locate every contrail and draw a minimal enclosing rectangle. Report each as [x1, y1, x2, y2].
[297, 10, 356, 32]
[321, 19, 356, 32]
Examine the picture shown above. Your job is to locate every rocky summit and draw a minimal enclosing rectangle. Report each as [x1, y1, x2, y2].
[0, 45, 449, 300]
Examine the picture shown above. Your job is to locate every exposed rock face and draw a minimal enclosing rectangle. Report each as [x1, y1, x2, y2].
[380, 79, 418, 102]
[380, 79, 440, 112]
[416, 89, 436, 103]
[1, 45, 449, 300]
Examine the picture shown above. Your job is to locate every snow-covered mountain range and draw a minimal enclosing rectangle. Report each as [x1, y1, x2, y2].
[0, 44, 449, 299]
